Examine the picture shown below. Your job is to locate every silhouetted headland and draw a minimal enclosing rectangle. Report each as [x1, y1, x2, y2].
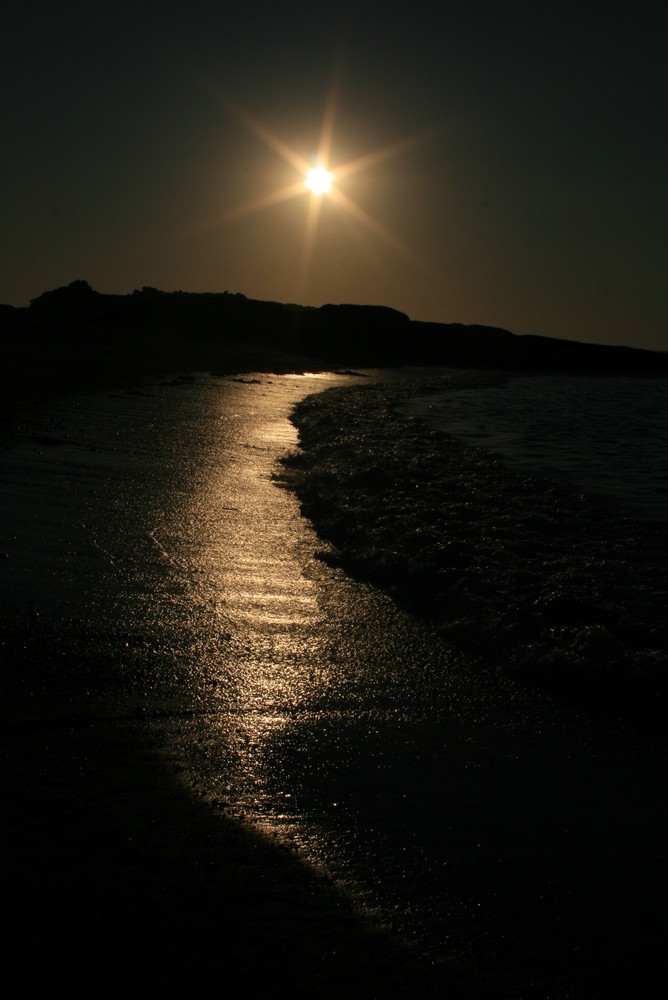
[3, 280, 667, 385]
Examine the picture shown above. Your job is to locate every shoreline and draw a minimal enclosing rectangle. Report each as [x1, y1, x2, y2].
[3, 360, 667, 996]
[0, 356, 442, 994]
[3, 682, 450, 994]
[0, 362, 453, 995]
[280, 377, 668, 732]
[0, 327, 324, 444]
[2, 570, 452, 996]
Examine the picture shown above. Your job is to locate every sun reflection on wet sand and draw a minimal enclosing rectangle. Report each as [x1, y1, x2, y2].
[3, 369, 667, 992]
[131, 372, 364, 828]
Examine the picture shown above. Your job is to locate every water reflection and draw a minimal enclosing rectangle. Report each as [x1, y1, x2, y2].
[2, 368, 666, 993]
[137, 373, 362, 826]
[403, 372, 668, 520]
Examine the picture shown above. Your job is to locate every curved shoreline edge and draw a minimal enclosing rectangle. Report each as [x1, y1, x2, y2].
[2, 366, 667, 996]
[280, 376, 668, 727]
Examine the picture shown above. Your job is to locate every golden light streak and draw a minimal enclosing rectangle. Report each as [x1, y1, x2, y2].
[333, 128, 439, 182]
[220, 181, 307, 223]
[314, 70, 339, 171]
[328, 186, 424, 267]
[297, 192, 324, 300]
[224, 98, 310, 176]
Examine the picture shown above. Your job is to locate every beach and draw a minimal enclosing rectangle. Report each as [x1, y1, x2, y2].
[2, 358, 667, 996]
[2, 363, 449, 995]
[282, 374, 668, 714]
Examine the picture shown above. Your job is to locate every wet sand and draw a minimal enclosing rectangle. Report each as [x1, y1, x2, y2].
[0, 323, 322, 443]
[283, 377, 668, 718]
[1, 358, 450, 995]
[2, 355, 667, 997]
[2, 664, 446, 995]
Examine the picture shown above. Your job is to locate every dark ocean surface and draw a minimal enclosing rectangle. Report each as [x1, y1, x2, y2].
[284, 370, 668, 696]
[401, 371, 668, 522]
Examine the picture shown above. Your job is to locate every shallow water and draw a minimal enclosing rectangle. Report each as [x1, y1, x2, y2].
[402, 372, 668, 521]
[2, 368, 667, 996]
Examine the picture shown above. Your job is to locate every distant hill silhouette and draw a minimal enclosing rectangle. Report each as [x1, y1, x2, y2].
[3, 280, 667, 375]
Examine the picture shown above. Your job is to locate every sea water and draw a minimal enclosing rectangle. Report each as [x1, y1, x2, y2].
[402, 372, 668, 521]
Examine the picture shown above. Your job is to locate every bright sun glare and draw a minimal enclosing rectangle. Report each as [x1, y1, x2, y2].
[305, 164, 333, 195]
[219, 94, 436, 297]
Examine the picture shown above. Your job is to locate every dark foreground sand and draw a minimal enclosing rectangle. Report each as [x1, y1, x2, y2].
[3, 656, 448, 995]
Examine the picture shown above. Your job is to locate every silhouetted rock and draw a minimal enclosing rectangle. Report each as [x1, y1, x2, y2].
[29, 280, 107, 320]
[3, 281, 665, 376]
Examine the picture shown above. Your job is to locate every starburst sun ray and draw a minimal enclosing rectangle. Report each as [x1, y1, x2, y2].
[217, 93, 435, 291]
[220, 181, 307, 224]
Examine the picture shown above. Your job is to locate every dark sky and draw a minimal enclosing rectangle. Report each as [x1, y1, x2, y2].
[3, 1, 667, 350]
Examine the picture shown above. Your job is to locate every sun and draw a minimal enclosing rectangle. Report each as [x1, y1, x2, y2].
[217, 94, 437, 297]
[305, 164, 333, 195]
